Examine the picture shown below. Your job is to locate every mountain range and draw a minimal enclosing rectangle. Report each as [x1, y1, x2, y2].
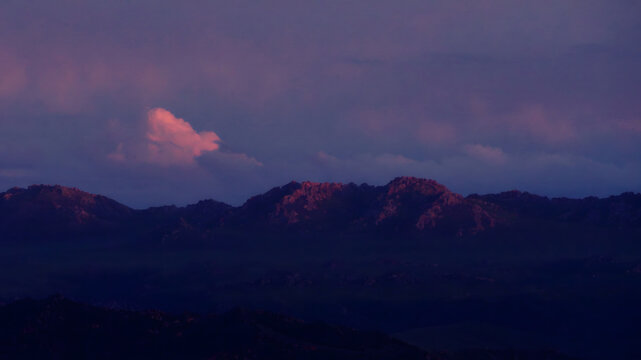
[2, 177, 641, 359]
[1, 176, 640, 241]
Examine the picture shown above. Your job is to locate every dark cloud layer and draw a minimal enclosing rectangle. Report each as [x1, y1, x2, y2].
[0, 1, 640, 207]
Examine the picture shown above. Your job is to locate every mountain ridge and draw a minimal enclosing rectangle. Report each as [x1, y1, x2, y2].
[1, 177, 640, 241]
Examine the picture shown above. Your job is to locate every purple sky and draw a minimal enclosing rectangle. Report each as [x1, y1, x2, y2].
[1, 0, 640, 207]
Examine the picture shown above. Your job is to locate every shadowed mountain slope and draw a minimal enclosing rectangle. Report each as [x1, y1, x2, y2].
[0, 185, 133, 238]
[471, 190, 641, 227]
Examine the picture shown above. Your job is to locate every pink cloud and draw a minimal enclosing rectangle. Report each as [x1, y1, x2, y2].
[464, 144, 508, 165]
[315, 151, 341, 164]
[145, 108, 221, 166]
[314, 151, 431, 178]
[470, 102, 579, 144]
[108, 108, 263, 168]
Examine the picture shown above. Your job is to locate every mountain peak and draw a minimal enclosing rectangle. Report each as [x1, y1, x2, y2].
[4, 184, 100, 202]
[0, 184, 132, 238]
[386, 177, 451, 195]
[376, 177, 487, 232]
[27, 184, 80, 191]
[222, 177, 493, 234]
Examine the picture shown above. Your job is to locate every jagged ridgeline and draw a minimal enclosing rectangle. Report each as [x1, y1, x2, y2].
[1, 177, 639, 241]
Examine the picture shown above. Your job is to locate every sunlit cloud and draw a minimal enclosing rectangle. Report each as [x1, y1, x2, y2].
[108, 108, 220, 166]
[145, 108, 221, 165]
[108, 108, 263, 169]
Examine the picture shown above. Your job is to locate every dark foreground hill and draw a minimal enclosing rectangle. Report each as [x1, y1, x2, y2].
[0, 296, 575, 360]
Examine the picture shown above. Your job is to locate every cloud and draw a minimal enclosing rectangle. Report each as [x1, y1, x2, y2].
[511, 105, 576, 143]
[107, 143, 127, 162]
[108, 108, 221, 166]
[145, 108, 221, 165]
[200, 151, 264, 170]
[108, 108, 263, 170]
[0, 168, 32, 178]
[345, 107, 457, 146]
[311, 151, 438, 184]
[464, 144, 507, 165]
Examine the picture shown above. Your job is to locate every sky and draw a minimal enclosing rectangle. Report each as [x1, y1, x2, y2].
[1, 0, 640, 207]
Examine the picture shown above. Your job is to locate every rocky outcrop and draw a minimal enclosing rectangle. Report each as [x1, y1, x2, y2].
[221, 177, 503, 235]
